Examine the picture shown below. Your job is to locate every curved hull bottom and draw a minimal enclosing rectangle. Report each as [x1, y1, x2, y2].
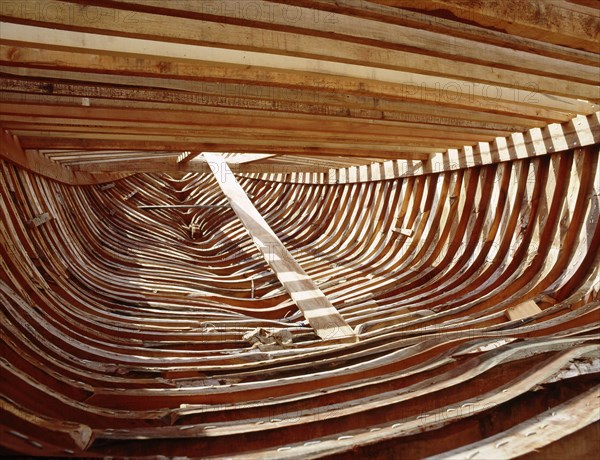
[1, 147, 599, 458]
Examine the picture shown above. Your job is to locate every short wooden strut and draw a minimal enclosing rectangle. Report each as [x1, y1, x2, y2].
[203, 152, 356, 342]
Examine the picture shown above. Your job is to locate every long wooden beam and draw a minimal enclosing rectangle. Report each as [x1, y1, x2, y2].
[203, 152, 355, 342]
[14, 137, 430, 161]
[1, 23, 595, 116]
[275, 0, 598, 65]
[138, 205, 230, 210]
[0, 99, 486, 153]
[72, 159, 331, 175]
[0, 74, 539, 133]
[371, 0, 599, 52]
[2, 1, 598, 95]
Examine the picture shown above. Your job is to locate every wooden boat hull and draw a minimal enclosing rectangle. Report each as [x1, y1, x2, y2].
[1, 145, 598, 457]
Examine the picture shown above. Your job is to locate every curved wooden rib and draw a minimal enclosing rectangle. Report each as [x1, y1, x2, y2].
[0, 144, 598, 457]
[0, 128, 128, 185]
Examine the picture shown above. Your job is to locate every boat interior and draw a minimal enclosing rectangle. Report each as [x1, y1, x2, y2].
[1, 1, 599, 458]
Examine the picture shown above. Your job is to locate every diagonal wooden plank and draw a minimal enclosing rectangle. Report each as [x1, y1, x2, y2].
[203, 152, 355, 342]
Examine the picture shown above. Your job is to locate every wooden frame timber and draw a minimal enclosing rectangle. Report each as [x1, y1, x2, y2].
[1, 143, 598, 456]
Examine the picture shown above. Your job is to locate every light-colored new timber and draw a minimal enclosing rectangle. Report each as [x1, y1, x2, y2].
[204, 152, 355, 342]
